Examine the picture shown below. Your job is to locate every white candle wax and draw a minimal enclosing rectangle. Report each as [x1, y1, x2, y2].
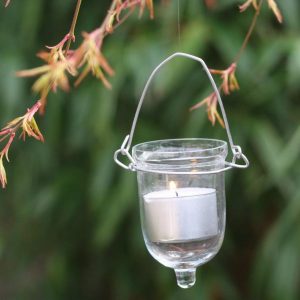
[144, 187, 218, 243]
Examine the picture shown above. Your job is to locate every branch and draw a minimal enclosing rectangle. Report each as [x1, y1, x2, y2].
[235, 0, 263, 63]
[0, 101, 44, 189]
[65, 0, 83, 52]
[190, 0, 283, 127]
[1, 0, 155, 188]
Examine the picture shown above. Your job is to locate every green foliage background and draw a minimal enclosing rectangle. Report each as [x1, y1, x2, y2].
[0, 0, 300, 299]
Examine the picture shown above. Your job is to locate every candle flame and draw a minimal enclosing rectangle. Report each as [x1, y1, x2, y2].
[169, 181, 177, 190]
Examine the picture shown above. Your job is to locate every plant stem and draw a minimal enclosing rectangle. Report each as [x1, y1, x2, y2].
[100, 0, 119, 33]
[65, 0, 83, 52]
[234, 0, 264, 63]
[92, 0, 121, 46]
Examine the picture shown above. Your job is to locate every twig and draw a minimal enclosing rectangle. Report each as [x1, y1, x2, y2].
[65, 0, 83, 52]
[234, 0, 264, 63]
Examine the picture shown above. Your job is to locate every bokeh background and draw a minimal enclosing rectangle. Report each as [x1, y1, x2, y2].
[0, 0, 300, 299]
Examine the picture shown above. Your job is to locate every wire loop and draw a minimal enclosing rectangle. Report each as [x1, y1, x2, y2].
[114, 52, 249, 173]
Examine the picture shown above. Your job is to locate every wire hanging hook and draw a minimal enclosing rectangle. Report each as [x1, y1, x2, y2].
[114, 52, 249, 172]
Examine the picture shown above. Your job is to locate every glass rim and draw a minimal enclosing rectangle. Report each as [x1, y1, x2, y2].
[132, 138, 228, 173]
[132, 138, 227, 156]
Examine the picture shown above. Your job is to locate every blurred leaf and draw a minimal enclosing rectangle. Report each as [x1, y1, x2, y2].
[287, 39, 300, 90]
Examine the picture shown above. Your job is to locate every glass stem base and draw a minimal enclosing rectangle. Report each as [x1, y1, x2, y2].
[174, 268, 196, 289]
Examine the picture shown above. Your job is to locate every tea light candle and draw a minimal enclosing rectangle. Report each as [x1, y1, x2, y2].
[144, 184, 218, 243]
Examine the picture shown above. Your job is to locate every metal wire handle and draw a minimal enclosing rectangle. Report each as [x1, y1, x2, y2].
[114, 52, 249, 173]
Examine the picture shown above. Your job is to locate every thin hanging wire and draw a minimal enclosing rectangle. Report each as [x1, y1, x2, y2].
[177, 0, 181, 48]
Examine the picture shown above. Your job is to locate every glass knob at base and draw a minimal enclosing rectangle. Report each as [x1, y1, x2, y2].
[175, 268, 196, 289]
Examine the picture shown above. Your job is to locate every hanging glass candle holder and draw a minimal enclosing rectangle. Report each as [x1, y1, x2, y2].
[114, 52, 249, 289]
